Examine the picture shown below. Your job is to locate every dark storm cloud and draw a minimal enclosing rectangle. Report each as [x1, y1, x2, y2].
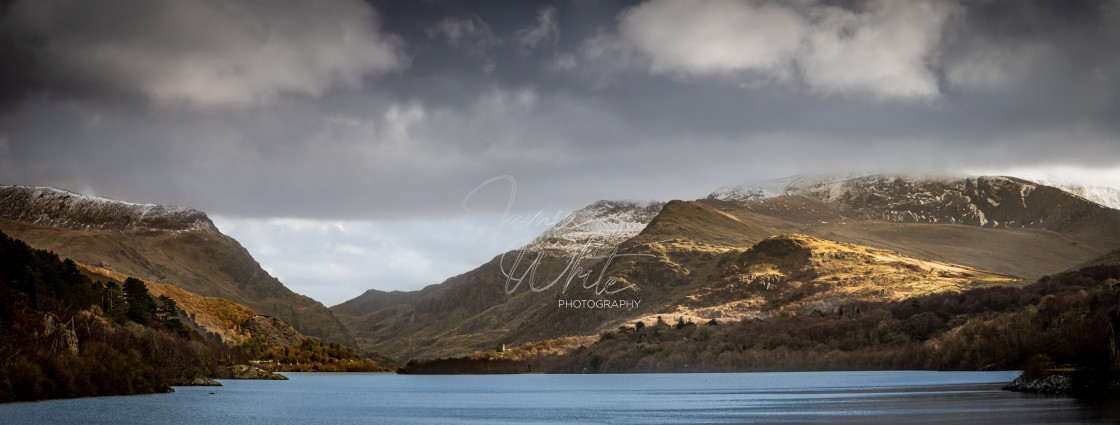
[0, 0, 406, 108]
[0, 0, 1118, 220]
[941, 0, 1120, 129]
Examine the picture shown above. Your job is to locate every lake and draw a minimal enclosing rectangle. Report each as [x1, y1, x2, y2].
[1, 371, 1117, 424]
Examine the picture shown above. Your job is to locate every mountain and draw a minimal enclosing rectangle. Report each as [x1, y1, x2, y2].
[336, 195, 1032, 361]
[331, 289, 420, 318]
[331, 200, 663, 360]
[0, 185, 354, 346]
[490, 201, 1017, 346]
[337, 174, 1120, 362]
[706, 175, 1120, 277]
[712, 174, 1120, 249]
[786, 175, 1119, 242]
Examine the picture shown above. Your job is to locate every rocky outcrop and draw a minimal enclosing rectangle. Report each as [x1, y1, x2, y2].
[1004, 371, 1120, 395]
[241, 315, 306, 349]
[173, 377, 222, 386]
[41, 313, 78, 355]
[1003, 374, 1074, 394]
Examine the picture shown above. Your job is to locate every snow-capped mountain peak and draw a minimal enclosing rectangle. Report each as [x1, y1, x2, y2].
[0, 185, 216, 232]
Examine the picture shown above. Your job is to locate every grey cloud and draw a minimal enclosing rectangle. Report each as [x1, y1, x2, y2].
[426, 15, 502, 73]
[0, 0, 407, 107]
[547, 32, 644, 89]
[619, 0, 803, 79]
[514, 6, 560, 53]
[939, 0, 1120, 112]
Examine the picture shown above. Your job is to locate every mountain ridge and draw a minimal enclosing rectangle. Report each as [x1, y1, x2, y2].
[711, 174, 1120, 225]
[0, 185, 216, 232]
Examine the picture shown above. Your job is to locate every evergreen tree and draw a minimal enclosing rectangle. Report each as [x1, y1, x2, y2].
[155, 295, 191, 337]
[156, 295, 178, 322]
[122, 277, 155, 325]
[103, 281, 128, 324]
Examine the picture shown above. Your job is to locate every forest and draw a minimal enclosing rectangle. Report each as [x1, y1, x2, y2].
[0, 230, 245, 402]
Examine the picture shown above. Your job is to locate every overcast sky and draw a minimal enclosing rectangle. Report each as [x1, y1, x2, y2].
[2, 0, 1118, 305]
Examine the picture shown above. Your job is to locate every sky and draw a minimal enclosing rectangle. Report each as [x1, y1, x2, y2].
[1, 0, 1119, 306]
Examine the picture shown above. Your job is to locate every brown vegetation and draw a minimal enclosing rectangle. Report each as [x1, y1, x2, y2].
[546, 264, 1120, 376]
[80, 263, 257, 345]
[244, 337, 392, 372]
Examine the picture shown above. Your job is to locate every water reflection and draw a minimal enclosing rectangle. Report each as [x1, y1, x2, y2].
[1, 371, 1117, 424]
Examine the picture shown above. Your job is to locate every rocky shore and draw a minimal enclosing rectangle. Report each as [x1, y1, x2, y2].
[173, 377, 222, 386]
[1004, 371, 1120, 396]
[225, 364, 288, 380]
[1003, 374, 1074, 394]
[171, 365, 287, 387]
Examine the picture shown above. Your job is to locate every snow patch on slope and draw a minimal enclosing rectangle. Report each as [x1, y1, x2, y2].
[708, 173, 888, 204]
[525, 200, 664, 255]
[1025, 178, 1120, 210]
[0, 185, 216, 232]
[706, 173, 1097, 229]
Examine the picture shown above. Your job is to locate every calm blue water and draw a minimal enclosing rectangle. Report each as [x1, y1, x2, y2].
[1, 371, 1117, 424]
